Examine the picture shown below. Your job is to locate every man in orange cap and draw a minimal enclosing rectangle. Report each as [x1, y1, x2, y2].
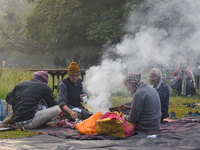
[57, 62, 92, 121]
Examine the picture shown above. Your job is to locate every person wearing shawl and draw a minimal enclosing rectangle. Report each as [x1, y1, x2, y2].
[173, 60, 196, 96]
[117, 72, 161, 132]
[5, 71, 61, 129]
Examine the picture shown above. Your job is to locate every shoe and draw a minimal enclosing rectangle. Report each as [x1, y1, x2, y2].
[185, 111, 192, 117]
[190, 110, 200, 117]
[169, 111, 176, 119]
[186, 104, 196, 108]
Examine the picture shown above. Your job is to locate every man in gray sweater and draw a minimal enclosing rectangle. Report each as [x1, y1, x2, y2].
[118, 72, 161, 132]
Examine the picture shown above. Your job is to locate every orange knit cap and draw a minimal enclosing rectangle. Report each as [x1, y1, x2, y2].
[68, 62, 80, 75]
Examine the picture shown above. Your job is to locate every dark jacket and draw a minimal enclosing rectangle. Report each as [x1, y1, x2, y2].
[57, 77, 83, 109]
[6, 78, 57, 122]
[156, 81, 170, 120]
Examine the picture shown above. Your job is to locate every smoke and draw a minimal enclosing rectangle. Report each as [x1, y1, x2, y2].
[83, 0, 200, 111]
[83, 59, 126, 112]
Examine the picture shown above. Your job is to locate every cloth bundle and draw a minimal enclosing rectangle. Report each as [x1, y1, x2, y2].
[76, 111, 134, 138]
[76, 111, 102, 135]
[2, 111, 14, 124]
[94, 112, 131, 138]
[59, 119, 76, 129]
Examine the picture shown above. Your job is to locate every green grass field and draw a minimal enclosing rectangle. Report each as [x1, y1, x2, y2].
[0, 68, 200, 138]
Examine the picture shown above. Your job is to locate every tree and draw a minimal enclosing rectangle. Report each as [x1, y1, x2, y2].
[0, 0, 47, 54]
[25, 0, 142, 50]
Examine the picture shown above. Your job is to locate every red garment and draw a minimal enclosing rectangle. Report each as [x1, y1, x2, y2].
[173, 67, 193, 79]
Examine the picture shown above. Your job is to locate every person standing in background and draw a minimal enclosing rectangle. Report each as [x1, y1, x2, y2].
[54, 56, 61, 69]
[173, 59, 196, 97]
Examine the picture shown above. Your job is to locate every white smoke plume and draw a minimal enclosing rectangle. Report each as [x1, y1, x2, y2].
[83, 0, 200, 111]
[83, 59, 126, 112]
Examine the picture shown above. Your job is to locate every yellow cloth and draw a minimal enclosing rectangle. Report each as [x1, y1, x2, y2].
[126, 121, 136, 132]
[95, 112, 131, 138]
[68, 62, 80, 75]
[76, 111, 102, 135]
[95, 118, 125, 137]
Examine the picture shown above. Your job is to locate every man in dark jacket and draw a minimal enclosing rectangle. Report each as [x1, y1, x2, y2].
[57, 62, 92, 121]
[6, 71, 61, 129]
[149, 68, 170, 122]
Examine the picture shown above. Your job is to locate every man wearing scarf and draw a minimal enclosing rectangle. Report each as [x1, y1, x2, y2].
[118, 72, 161, 132]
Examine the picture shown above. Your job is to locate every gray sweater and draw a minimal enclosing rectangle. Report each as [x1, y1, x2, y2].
[124, 83, 161, 132]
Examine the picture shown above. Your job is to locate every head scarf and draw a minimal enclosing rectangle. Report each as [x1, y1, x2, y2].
[68, 62, 80, 76]
[126, 72, 143, 94]
[32, 71, 48, 84]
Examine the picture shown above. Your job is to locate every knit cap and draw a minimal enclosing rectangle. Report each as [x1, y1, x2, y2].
[68, 62, 80, 75]
[126, 72, 143, 94]
[32, 71, 48, 84]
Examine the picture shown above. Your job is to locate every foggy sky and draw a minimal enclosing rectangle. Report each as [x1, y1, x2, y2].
[83, 0, 200, 111]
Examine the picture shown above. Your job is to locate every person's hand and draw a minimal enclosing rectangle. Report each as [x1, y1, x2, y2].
[70, 111, 78, 120]
[80, 94, 86, 100]
[117, 105, 127, 111]
[121, 113, 125, 117]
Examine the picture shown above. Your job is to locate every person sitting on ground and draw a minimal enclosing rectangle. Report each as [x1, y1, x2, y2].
[173, 59, 196, 97]
[57, 62, 92, 121]
[5, 71, 61, 129]
[117, 72, 161, 132]
[149, 68, 170, 122]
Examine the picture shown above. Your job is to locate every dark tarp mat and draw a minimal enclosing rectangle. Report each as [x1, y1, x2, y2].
[1, 119, 200, 149]
[24, 118, 200, 140]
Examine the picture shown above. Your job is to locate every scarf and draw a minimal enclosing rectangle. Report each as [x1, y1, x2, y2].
[126, 72, 143, 94]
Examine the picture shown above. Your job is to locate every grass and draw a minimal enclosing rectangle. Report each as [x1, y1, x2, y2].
[0, 129, 40, 139]
[111, 88, 200, 119]
[0, 68, 200, 138]
[0, 68, 58, 99]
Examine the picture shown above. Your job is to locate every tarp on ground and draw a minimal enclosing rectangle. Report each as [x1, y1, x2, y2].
[1, 123, 200, 150]
[24, 118, 200, 140]
[1, 118, 200, 149]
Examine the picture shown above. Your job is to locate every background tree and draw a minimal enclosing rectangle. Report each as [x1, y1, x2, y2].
[0, 0, 47, 55]
[25, 0, 142, 52]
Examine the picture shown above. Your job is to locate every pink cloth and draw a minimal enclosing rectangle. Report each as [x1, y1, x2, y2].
[163, 119, 176, 122]
[59, 119, 76, 129]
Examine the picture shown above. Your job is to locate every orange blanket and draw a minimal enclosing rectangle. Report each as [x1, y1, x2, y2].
[76, 111, 102, 135]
